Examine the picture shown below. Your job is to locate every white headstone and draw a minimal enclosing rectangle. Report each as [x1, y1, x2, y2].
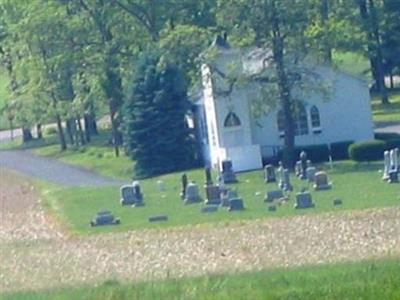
[383, 151, 390, 180]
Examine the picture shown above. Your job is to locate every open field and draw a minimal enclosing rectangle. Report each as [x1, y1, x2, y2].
[3, 258, 400, 300]
[41, 160, 400, 234]
[1, 169, 399, 295]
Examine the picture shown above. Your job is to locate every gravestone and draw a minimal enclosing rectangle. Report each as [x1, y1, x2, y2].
[180, 173, 188, 199]
[221, 159, 237, 183]
[333, 198, 343, 206]
[383, 151, 390, 181]
[294, 190, 315, 209]
[264, 189, 285, 202]
[201, 205, 219, 213]
[313, 171, 332, 190]
[394, 148, 399, 171]
[390, 148, 399, 172]
[264, 164, 276, 183]
[120, 185, 136, 205]
[184, 182, 202, 204]
[205, 167, 213, 186]
[205, 185, 221, 205]
[277, 161, 284, 189]
[90, 211, 120, 226]
[228, 198, 245, 211]
[282, 169, 293, 191]
[132, 181, 144, 206]
[306, 167, 317, 182]
[299, 151, 308, 180]
[157, 180, 165, 192]
[120, 183, 144, 206]
[388, 169, 399, 183]
[148, 215, 168, 222]
[221, 189, 238, 207]
[295, 161, 302, 177]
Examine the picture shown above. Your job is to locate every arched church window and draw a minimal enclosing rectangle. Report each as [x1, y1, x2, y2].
[310, 106, 321, 129]
[294, 103, 309, 135]
[224, 112, 241, 127]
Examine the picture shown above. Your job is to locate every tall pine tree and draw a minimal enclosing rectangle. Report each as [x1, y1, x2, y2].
[123, 54, 194, 178]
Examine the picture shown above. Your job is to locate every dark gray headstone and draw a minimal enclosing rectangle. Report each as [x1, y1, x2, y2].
[90, 211, 120, 226]
[148, 215, 168, 222]
[201, 205, 219, 213]
[180, 173, 188, 199]
[228, 198, 245, 211]
[388, 169, 399, 183]
[264, 164, 276, 183]
[264, 189, 284, 202]
[333, 198, 343, 206]
[184, 182, 202, 204]
[313, 171, 332, 190]
[205, 184, 221, 205]
[294, 191, 315, 209]
[221, 159, 237, 183]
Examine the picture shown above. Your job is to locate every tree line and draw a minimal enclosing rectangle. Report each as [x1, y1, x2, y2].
[0, 0, 399, 172]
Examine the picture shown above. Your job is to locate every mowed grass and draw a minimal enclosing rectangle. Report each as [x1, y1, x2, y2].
[372, 91, 400, 123]
[3, 258, 400, 300]
[42, 160, 400, 234]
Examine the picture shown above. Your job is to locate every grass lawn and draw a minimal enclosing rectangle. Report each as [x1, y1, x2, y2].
[3, 258, 400, 300]
[42, 160, 400, 234]
[372, 91, 400, 123]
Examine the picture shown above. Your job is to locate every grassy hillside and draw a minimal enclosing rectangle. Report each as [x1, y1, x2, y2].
[4, 258, 400, 300]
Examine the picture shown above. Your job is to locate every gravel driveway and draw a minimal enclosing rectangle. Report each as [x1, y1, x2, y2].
[0, 149, 125, 186]
[1, 170, 399, 293]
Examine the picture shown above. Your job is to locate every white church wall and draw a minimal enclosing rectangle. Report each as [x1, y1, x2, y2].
[251, 67, 374, 155]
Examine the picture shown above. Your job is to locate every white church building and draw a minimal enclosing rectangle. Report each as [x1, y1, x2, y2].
[193, 38, 374, 172]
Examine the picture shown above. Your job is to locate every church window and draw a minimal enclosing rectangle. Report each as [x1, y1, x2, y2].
[224, 112, 241, 127]
[310, 106, 321, 133]
[294, 103, 309, 136]
[277, 103, 309, 137]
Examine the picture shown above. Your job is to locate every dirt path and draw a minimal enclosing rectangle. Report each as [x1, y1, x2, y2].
[1, 169, 399, 293]
[0, 150, 125, 186]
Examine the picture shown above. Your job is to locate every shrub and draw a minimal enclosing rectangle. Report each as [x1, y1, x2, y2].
[44, 126, 58, 136]
[385, 139, 400, 150]
[271, 141, 354, 164]
[375, 132, 400, 141]
[348, 140, 386, 161]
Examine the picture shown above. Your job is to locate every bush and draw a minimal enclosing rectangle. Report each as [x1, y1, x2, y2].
[44, 126, 58, 136]
[272, 141, 354, 164]
[375, 132, 400, 141]
[348, 140, 386, 162]
[385, 139, 400, 150]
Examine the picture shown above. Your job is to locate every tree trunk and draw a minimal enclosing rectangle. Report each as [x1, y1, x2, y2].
[8, 118, 14, 141]
[321, 0, 332, 63]
[65, 118, 76, 145]
[110, 111, 120, 157]
[36, 123, 43, 139]
[271, 2, 295, 169]
[55, 114, 67, 151]
[389, 71, 394, 89]
[22, 126, 33, 143]
[359, 0, 389, 104]
[76, 116, 86, 145]
[84, 108, 98, 143]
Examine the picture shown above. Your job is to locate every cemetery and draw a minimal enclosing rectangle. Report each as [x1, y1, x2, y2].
[37, 151, 399, 233]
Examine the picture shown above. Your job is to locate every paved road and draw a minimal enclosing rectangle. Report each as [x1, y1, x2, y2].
[374, 121, 400, 134]
[0, 149, 125, 186]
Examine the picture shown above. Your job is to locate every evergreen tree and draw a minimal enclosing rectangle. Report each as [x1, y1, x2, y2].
[123, 54, 194, 178]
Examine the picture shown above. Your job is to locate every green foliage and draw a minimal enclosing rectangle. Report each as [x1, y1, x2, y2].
[5, 259, 400, 300]
[123, 53, 195, 178]
[348, 140, 387, 161]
